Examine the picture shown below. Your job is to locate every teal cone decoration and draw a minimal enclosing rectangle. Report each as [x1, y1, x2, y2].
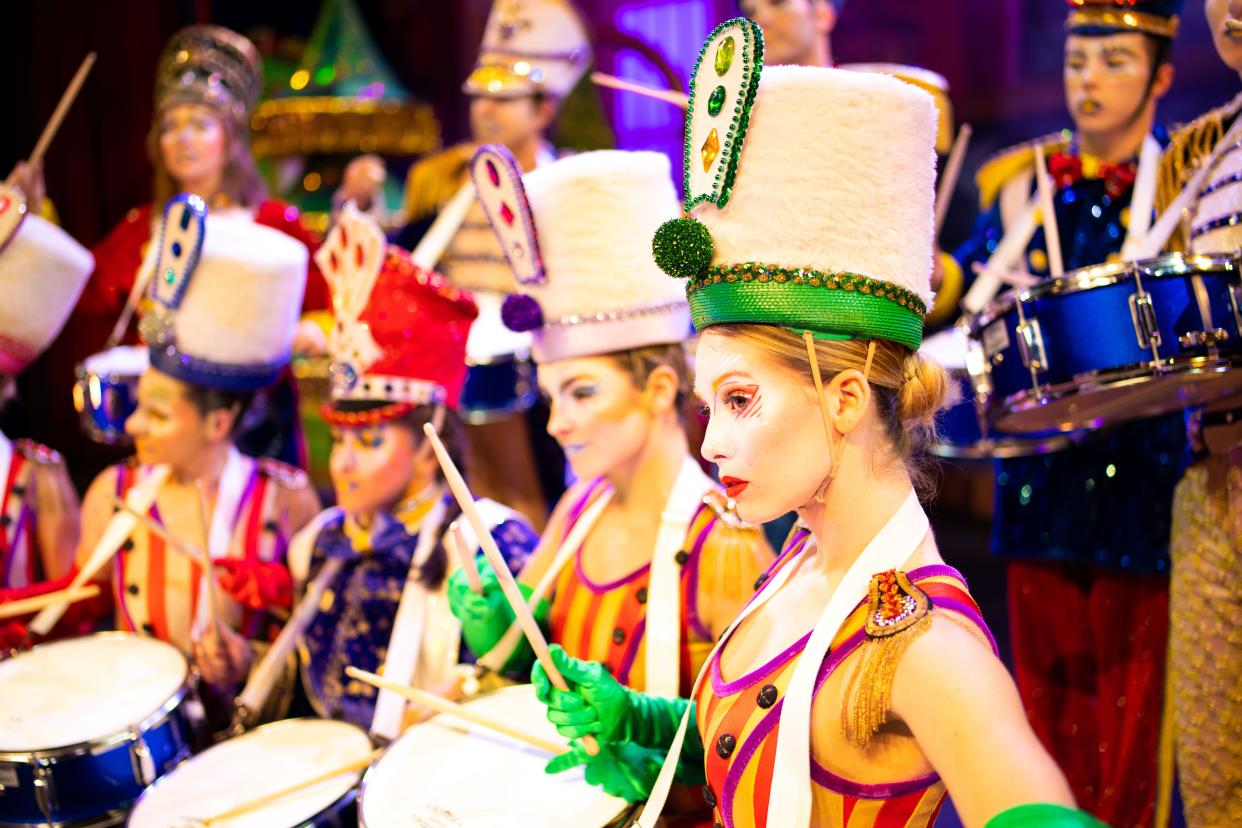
[652, 217, 714, 279]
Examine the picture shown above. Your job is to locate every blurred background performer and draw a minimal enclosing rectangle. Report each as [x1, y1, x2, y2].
[337, 0, 599, 530]
[948, 3, 1182, 824]
[0, 187, 96, 647]
[75, 199, 319, 728]
[30, 24, 328, 485]
[288, 204, 539, 736]
[1154, 0, 1242, 822]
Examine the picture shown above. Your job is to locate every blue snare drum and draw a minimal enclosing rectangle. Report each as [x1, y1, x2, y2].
[0, 633, 203, 826]
[969, 252, 1242, 434]
[921, 327, 1073, 459]
[73, 346, 148, 445]
[459, 292, 537, 425]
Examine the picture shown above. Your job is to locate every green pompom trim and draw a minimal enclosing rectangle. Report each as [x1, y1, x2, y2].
[652, 217, 715, 279]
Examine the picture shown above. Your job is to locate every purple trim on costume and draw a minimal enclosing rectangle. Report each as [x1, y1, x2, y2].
[113, 467, 139, 634]
[233, 465, 260, 527]
[6, 503, 32, 584]
[573, 545, 650, 593]
[722, 700, 783, 828]
[816, 627, 868, 690]
[564, 477, 608, 531]
[931, 596, 999, 656]
[684, 503, 714, 642]
[810, 762, 940, 799]
[617, 617, 646, 686]
[905, 563, 967, 583]
[148, 344, 288, 393]
[712, 629, 812, 695]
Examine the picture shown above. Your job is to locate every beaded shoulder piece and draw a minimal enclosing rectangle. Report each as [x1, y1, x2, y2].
[15, 439, 63, 467]
[258, 457, 309, 491]
[842, 570, 933, 747]
[1156, 94, 1242, 252]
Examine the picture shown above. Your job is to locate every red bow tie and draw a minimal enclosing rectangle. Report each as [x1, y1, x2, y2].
[1047, 152, 1138, 199]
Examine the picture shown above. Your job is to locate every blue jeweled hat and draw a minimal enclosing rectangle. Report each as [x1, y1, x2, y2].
[1065, 0, 1183, 39]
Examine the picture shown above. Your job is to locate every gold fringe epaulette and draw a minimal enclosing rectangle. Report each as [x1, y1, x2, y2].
[842, 570, 932, 748]
[975, 131, 1071, 210]
[15, 439, 62, 467]
[403, 142, 477, 225]
[1156, 94, 1242, 253]
[258, 457, 310, 490]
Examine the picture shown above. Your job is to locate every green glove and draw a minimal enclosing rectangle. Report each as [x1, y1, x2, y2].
[532, 645, 703, 758]
[984, 804, 1107, 828]
[545, 741, 687, 803]
[447, 557, 545, 675]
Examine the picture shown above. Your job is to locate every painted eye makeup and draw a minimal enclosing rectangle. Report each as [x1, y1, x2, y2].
[568, 383, 600, 401]
[357, 429, 384, 449]
[718, 384, 761, 418]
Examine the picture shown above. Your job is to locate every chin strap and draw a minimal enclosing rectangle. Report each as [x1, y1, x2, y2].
[802, 333, 877, 501]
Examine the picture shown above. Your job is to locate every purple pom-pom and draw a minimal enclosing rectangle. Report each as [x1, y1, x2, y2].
[501, 293, 544, 332]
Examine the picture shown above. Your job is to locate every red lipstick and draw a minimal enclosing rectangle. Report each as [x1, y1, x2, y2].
[721, 476, 749, 498]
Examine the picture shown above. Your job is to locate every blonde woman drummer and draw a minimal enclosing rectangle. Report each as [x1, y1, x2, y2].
[532, 22, 1096, 828]
[60, 198, 319, 726]
[450, 147, 772, 689]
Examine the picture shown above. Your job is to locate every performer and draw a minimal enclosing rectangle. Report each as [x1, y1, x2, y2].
[948, 4, 1182, 824]
[287, 205, 540, 736]
[73, 198, 319, 721]
[1152, 0, 1242, 822]
[25, 25, 327, 480]
[337, 0, 595, 528]
[737, 0, 843, 67]
[0, 187, 97, 645]
[533, 23, 1094, 826]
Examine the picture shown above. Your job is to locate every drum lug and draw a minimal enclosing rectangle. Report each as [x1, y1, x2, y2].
[1128, 293, 1163, 353]
[1179, 328, 1230, 349]
[32, 758, 58, 822]
[1015, 319, 1048, 373]
[129, 727, 157, 785]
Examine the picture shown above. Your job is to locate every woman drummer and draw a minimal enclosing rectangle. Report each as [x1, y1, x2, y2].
[285, 205, 540, 737]
[72, 198, 320, 726]
[450, 145, 771, 713]
[531, 24, 1096, 827]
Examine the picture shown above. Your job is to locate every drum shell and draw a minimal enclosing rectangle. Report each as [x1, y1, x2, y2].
[72, 350, 144, 447]
[973, 254, 1242, 433]
[458, 353, 536, 425]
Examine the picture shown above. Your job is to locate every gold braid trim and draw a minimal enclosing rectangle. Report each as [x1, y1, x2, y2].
[842, 571, 933, 748]
[1157, 103, 1234, 253]
[402, 142, 477, 225]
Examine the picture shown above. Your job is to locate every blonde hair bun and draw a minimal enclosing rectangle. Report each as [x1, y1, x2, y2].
[898, 352, 948, 428]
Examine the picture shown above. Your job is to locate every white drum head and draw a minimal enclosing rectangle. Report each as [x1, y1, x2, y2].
[82, 345, 149, 376]
[360, 684, 627, 827]
[128, 718, 372, 828]
[0, 632, 186, 752]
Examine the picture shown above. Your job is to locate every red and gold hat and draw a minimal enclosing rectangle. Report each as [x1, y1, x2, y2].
[316, 205, 478, 426]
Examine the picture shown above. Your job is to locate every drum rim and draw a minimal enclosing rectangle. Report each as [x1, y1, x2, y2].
[991, 354, 1242, 433]
[127, 716, 370, 824]
[930, 432, 1076, 459]
[970, 251, 1242, 333]
[72, 369, 139, 445]
[0, 632, 192, 762]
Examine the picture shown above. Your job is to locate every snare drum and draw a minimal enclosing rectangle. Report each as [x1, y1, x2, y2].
[971, 252, 1242, 434]
[0, 633, 202, 826]
[73, 346, 149, 445]
[358, 685, 632, 827]
[921, 327, 1073, 459]
[128, 719, 371, 828]
[459, 292, 536, 425]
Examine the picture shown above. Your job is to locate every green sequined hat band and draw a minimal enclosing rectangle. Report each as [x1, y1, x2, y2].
[687, 264, 928, 351]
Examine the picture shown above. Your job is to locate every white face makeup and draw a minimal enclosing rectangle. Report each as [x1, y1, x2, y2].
[1063, 33, 1155, 137]
[329, 422, 418, 520]
[693, 330, 832, 524]
[537, 355, 655, 482]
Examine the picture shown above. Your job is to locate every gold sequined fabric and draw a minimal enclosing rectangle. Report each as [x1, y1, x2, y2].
[1169, 454, 1242, 826]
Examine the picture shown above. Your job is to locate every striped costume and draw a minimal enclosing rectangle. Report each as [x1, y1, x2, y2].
[0, 439, 63, 589]
[547, 477, 771, 695]
[696, 533, 995, 828]
[111, 450, 301, 654]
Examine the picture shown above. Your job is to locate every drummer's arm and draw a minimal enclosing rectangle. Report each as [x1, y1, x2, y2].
[75, 468, 120, 585]
[32, 455, 80, 581]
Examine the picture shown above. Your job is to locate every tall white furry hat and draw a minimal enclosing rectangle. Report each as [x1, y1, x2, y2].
[0, 187, 93, 375]
[470, 147, 691, 363]
[652, 18, 937, 350]
[140, 195, 306, 390]
[463, 0, 591, 99]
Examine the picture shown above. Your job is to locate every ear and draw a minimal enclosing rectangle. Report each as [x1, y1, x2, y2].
[643, 363, 681, 415]
[828, 368, 871, 435]
[1150, 61, 1174, 101]
[535, 96, 559, 132]
[815, 0, 838, 35]
[204, 405, 239, 443]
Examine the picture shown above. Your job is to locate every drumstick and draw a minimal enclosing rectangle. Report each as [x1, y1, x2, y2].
[935, 124, 972, 234]
[591, 71, 688, 108]
[422, 422, 600, 756]
[345, 666, 568, 755]
[0, 584, 100, 620]
[5, 52, 96, 187]
[970, 261, 1041, 289]
[195, 481, 226, 642]
[1032, 144, 1065, 277]
[448, 521, 482, 593]
[196, 748, 383, 826]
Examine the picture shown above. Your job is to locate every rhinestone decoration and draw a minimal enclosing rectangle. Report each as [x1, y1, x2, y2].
[688, 262, 928, 320]
[714, 36, 735, 75]
[498, 202, 515, 226]
[500, 292, 545, 332]
[486, 158, 500, 186]
[652, 217, 714, 279]
[701, 128, 720, 172]
[707, 85, 726, 117]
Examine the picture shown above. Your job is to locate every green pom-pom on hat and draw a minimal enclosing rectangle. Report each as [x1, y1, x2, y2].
[652, 217, 714, 279]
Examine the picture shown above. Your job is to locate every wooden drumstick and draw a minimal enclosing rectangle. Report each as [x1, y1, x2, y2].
[590, 71, 688, 108]
[345, 666, 568, 755]
[5, 52, 96, 187]
[0, 585, 100, 620]
[935, 123, 972, 234]
[448, 521, 483, 593]
[196, 748, 383, 826]
[1032, 144, 1065, 277]
[422, 422, 600, 756]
